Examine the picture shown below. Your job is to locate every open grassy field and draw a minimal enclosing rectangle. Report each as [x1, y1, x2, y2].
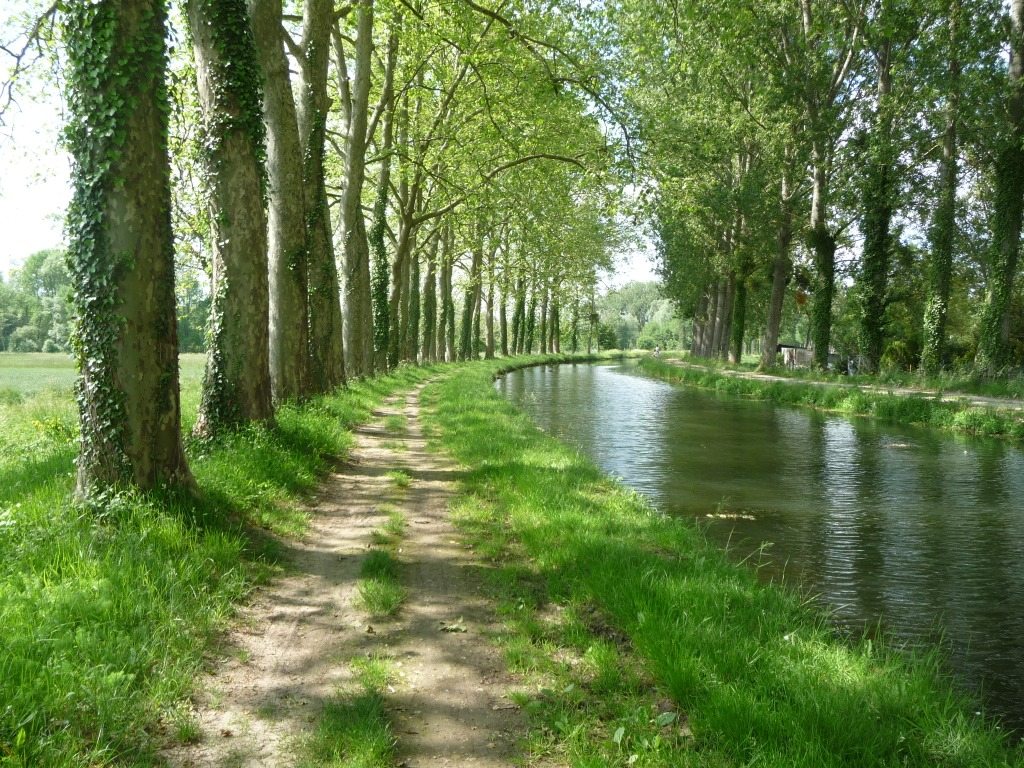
[0, 352, 207, 400]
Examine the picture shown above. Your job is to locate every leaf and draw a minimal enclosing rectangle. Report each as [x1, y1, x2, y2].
[613, 725, 625, 745]
[655, 711, 677, 727]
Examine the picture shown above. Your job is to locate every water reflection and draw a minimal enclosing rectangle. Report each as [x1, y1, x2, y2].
[496, 360, 1024, 730]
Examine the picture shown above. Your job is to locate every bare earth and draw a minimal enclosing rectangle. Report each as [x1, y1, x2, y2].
[164, 383, 525, 767]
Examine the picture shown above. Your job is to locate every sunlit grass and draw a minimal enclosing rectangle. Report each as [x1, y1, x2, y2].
[422, 359, 1023, 767]
[0, 358, 440, 765]
[356, 550, 406, 617]
[296, 655, 397, 768]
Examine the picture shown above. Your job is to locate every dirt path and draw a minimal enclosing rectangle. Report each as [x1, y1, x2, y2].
[164, 384, 525, 767]
[665, 358, 1024, 411]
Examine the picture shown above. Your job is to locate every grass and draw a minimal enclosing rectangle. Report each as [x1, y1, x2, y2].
[382, 414, 407, 434]
[385, 469, 411, 489]
[0, 356, 439, 766]
[356, 550, 406, 617]
[641, 357, 1024, 442]
[295, 655, 397, 768]
[420, 358, 1024, 767]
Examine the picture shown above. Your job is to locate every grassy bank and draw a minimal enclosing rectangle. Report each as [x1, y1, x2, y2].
[0, 362, 438, 766]
[640, 356, 1024, 442]
[422, 359, 1023, 767]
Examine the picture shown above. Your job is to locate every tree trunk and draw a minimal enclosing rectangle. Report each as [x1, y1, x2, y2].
[421, 237, 437, 362]
[188, 0, 273, 435]
[978, 0, 1024, 371]
[459, 235, 483, 360]
[300, 0, 345, 391]
[539, 285, 549, 353]
[719, 274, 735, 359]
[730, 277, 747, 364]
[550, 292, 560, 353]
[406, 239, 421, 363]
[511, 276, 525, 353]
[485, 260, 495, 359]
[339, 0, 375, 377]
[761, 151, 795, 370]
[499, 282, 509, 356]
[525, 286, 537, 353]
[857, 39, 894, 373]
[63, 0, 192, 495]
[921, 3, 959, 375]
[808, 137, 836, 369]
[250, 0, 308, 402]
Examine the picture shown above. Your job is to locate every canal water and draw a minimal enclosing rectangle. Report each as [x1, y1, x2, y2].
[496, 359, 1024, 731]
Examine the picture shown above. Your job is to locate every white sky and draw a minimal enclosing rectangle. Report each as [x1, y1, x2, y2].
[0, 94, 70, 278]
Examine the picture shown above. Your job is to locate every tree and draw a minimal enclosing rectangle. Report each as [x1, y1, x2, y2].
[250, 0, 310, 400]
[61, 0, 191, 495]
[186, 0, 273, 435]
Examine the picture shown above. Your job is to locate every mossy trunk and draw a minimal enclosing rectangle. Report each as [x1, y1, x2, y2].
[300, 0, 345, 392]
[63, 0, 192, 495]
[761, 155, 795, 370]
[978, 0, 1024, 372]
[370, 32, 398, 372]
[857, 41, 894, 374]
[422, 241, 437, 362]
[188, 0, 273, 435]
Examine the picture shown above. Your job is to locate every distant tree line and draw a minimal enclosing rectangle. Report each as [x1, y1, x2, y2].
[608, 0, 1024, 374]
[0, 249, 209, 354]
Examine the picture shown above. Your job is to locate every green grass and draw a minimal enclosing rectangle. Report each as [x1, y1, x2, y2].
[356, 549, 406, 617]
[382, 414, 407, 434]
[0, 359, 438, 766]
[420, 359, 1023, 768]
[641, 357, 1024, 442]
[296, 655, 397, 768]
[385, 469, 411, 489]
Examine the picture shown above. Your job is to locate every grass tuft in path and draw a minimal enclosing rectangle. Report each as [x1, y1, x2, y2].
[422, 359, 1023, 768]
[296, 655, 397, 768]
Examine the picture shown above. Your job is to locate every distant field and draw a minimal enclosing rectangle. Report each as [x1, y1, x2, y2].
[0, 352, 208, 398]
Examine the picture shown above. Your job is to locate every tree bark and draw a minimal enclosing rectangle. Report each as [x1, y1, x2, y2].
[857, 38, 894, 373]
[761, 150, 795, 370]
[250, 0, 308, 402]
[188, 0, 273, 435]
[370, 30, 398, 372]
[977, 0, 1024, 371]
[339, 0, 375, 377]
[64, 0, 192, 495]
[808, 136, 836, 368]
[921, 2, 959, 375]
[300, 0, 345, 392]
[421, 236, 437, 362]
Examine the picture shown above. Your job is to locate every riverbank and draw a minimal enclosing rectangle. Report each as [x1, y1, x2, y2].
[640, 356, 1024, 442]
[423, 359, 1022, 766]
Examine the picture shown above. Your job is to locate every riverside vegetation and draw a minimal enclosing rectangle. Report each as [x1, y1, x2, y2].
[1, 353, 1023, 766]
[638, 356, 1024, 443]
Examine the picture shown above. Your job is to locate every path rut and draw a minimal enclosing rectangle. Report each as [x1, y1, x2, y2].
[163, 384, 525, 767]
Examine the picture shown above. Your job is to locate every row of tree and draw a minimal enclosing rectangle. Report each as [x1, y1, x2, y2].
[42, 0, 622, 497]
[607, 0, 1024, 374]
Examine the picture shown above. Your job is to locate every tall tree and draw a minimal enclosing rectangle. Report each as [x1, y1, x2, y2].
[977, 0, 1024, 371]
[187, 0, 273, 435]
[338, 0, 375, 377]
[300, 0, 345, 391]
[62, 0, 192, 494]
[250, 0, 309, 401]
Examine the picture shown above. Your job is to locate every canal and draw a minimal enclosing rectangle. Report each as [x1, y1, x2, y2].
[496, 359, 1024, 731]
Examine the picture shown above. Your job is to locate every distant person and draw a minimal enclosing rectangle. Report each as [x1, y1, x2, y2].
[654, 345, 660, 357]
